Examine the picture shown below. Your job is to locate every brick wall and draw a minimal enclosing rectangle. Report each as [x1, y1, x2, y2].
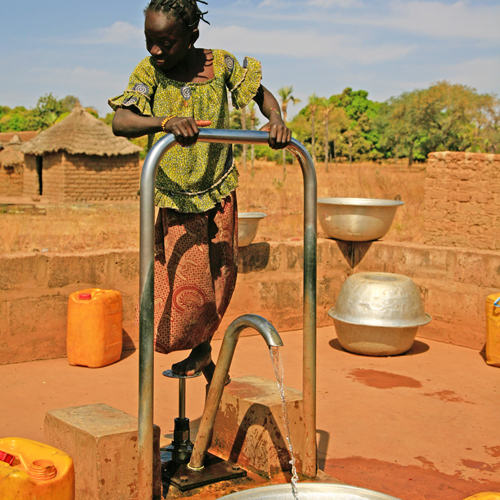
[0, 166, 23, 196]
[62, 153, 140, 201]
[23, 153, 67, 201]
[2, 239, 497, 365]
[23, 153, 140, 202]
[424, 152, 500, 250]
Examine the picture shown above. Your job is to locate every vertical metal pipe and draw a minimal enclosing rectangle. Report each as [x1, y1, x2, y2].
[138, 134, 177, 500]
[138, 130, 318, 498]
[288, 142, 318, 478]
[179, 379, 186, 420]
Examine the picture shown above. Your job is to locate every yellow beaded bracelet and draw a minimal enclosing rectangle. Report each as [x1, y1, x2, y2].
[161, 115, 175, 133]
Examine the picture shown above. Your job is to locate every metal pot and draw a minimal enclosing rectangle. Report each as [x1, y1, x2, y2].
[317, 198, 404, 242]
[238, 212, 266, 247]
[328, 272, 431, 356]
[219, 482, 402, 499]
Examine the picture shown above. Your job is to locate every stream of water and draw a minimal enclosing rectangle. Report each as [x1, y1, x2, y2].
[269, 346, 300, 500]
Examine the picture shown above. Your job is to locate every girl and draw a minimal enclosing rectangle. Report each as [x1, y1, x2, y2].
[109, 0, 291, 382]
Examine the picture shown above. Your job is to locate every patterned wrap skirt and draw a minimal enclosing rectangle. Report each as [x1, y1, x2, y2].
[153, 192, 238, 354]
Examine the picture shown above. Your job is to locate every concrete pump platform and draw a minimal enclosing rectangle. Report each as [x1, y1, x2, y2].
[1, 325, 499, 500]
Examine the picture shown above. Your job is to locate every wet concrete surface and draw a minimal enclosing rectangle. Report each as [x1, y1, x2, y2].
[1, 325, 499, 499]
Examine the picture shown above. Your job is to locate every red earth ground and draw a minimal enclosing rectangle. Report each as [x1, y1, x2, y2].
[1, 325, 499, 499]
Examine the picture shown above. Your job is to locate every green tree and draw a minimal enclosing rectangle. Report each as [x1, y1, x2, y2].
[379, 81, 499, 163]
[329, 87, 381, 162]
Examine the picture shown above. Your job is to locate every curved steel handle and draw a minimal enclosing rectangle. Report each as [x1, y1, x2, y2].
[138, 129, 317, 499]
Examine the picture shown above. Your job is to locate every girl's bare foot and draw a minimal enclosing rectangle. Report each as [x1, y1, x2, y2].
[171, 341, 212, 377]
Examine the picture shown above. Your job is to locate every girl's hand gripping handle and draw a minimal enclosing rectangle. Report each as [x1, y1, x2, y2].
[163, 117, 211, 147]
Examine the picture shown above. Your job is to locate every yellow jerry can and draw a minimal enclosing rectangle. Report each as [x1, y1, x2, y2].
[0, 437, 75, 500]
[463, 494, 500, 500]
[67, 288, 123, 367]
[485, 293, 500, 367]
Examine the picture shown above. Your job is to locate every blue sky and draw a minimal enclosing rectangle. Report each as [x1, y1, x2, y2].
[2, 0, 499, 118]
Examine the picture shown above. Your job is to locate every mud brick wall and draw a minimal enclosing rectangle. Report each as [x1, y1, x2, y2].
[0, 166, 23, 196]
[424, 152, 500, 250]
[23, 153, 140, 202]
[24, 153, 66, 201]
[1, 240, 497, 365]
[62, 153, 140, 201]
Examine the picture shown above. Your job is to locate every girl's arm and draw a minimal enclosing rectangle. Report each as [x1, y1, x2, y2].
[112, 107, 210, 147]
[253, 85, 292, 150]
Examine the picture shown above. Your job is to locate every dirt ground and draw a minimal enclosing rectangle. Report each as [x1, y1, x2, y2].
[1, 326, 499, 500]
[0, 160, 425, 253]
[3, 159, 497, 499]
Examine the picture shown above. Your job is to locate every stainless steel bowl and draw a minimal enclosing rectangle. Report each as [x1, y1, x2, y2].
[317, 198, 404, 241]
[238, 212, 267, 247]
[219, 482, 401, 499]
[328, 272, 431, 356]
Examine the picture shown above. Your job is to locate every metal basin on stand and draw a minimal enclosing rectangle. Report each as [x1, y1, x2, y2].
[317, 198, 404, 241]
[238, 212, 267, 247]
[219, 482, 402, 499]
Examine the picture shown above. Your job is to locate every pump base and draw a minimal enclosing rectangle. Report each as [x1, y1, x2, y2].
[162, 452, 246, 492]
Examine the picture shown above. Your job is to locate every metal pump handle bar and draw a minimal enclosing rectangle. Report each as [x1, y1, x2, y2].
[138, 129, 317, 499]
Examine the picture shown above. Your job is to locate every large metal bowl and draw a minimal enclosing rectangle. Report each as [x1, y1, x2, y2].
[219, 482, 401, 499]
[317, 198, 404, 241]
[238, 212, 267, 247]
[329, 272, 431, 356]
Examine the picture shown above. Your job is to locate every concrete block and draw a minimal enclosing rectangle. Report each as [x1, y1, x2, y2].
[0, 254, 38, 291]
[113, 251, 140, 286]
[259, 280, 302, 311]
[211, 375, 304, 478]
[46, 254, 108, 289]
[44, 404, 161, 500]
[3, 294, 68, 364]
[238, 242, 276, 274]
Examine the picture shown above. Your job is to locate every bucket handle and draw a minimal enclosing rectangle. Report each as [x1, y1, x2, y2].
[494, 297, 500, 307]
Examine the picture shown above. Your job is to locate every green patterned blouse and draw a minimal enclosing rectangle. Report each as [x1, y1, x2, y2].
[109, 49, 262, 213]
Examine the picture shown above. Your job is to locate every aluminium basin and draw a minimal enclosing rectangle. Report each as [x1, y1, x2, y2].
[238, 212, 267, 247]
[219, 482, 402, 499]
[317, 198, 404, 242]
[328, 272, 431, 356]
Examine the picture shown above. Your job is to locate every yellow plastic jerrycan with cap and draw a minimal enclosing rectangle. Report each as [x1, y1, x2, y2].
[67, 288, 123, 367]
[463, 494, 500, 500]
[0, 437, 75, 500]
[485, 293, 500, 367]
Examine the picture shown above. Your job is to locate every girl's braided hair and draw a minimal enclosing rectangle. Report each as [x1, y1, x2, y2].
[144, 0, 209, 28]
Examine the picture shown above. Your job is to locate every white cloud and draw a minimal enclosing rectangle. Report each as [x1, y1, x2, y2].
[307, 0, 360, 7]
[202, 25, 414, 63]
[81, 21, 143, 45]
[445, 57, 500, 94]
[225, 0, 500, 41]
[340, 0, 500, 41]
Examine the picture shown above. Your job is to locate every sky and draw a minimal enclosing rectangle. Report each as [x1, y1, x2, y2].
[1, 0, 500, 118]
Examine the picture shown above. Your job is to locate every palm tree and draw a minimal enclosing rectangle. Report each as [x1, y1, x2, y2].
[320, 97, 335, 172]
[308, 94, 321, 164]
[278, 86, 301, 174]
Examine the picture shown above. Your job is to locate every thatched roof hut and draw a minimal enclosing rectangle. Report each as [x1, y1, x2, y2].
[21, 103, 141, 157]
[0, 147, 24, 169]
[20, 103, 142, 202]
[0, 135, 25, 196]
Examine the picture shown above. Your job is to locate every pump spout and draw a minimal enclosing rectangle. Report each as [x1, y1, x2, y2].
[188, 314, 283, 470]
